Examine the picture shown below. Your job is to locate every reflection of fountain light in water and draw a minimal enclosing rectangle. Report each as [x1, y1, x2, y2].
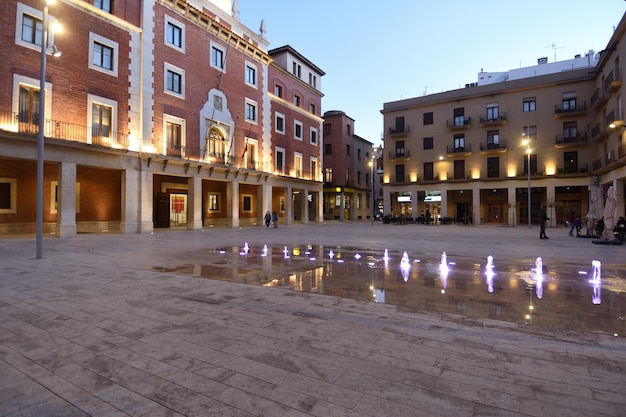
[534, 257, 543, 299]
[355, 253, 362, 260]
[590, 260, 601, 305]
[400, 251, 410, 282]
[485, 255, 495, 293]
[440, 252, 449, 292]
[241, 242, 250, 255]
[283, 246, 290, 259]
[262, 244, 268, 257]
[329, 250, 334, 259]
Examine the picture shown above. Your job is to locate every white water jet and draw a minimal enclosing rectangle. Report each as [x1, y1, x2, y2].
[400, 251, 411, 282]
[241, 242, 250, 255]
[590, 260, 602, 305]
[329, 250, 334, 259]
[283, 246, 289, 259]
[439, 252, 449, 290]
[485, 255, 495, 293]
[534, 257, 543, 299]
[262, 244, 268, 257]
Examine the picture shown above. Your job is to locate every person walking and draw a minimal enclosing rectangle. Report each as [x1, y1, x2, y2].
[567, 210, 576, 236]
[272, 211, 278, 228]
[539, 205, 549, 239]
[264, 210, 271, 228]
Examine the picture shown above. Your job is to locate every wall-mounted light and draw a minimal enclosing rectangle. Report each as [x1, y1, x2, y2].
[52, 45, 62, 57]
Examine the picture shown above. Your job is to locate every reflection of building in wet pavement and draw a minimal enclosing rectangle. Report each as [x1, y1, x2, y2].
[153, 244, 626, 337]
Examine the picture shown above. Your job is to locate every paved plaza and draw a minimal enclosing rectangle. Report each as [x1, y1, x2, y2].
[1, 222, 625, 417]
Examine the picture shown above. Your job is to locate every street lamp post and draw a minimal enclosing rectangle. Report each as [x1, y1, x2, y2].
[523, 127, 532, 229]
[36, 0, 50, 259]
[369, 157, 374, 225]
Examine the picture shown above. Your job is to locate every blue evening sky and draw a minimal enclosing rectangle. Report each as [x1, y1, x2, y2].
[236, 1, 625, 147]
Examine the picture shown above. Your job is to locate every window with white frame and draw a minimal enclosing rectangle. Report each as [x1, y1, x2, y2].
[245, 99, 257, 123]
[208, 192, 220, 212]
[165, 15, 184, 52]
[16, 3, 58, 52]
[0, 178, 17, 214]
[294, 120, 303, 140]
[89, 32, 118, 76]
[274, 84, 283, 98]
[310, 127, 318, 145]
[275, 112, 285, 134]
[294, 153, 303, 177]
[94, 0, 112, 13]
[242, 194, 253, 212]
[164, 62, 184, 98]
[87, 94, 117, 145]
[163, 114, 186, 156]
[275, 146, 285, 174]
[310, 157, 318, 181]
[210, 43, 225, 71]
[245, 62, 257, 87]
[244, 138, 258, 169]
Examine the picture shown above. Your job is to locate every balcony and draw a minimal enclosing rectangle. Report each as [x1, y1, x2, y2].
[479, 113, 507, 127]
[605, 68, 622, 93]
[591, 123, 610, 142]
[389, 150, 410, 160]
[389, 125, 410, 137]
[479, 140, 507, 154]
[446, 144, 472, 156]
[554, 132, 588, 148]
[554, 102, 587, 118]
[0, 110, 129, 149]
[590, 88, 608, 110]
[555, 164, 588, 175]
[592, 159, 602, 172]
[606, 108, 624, 128]
[446, 117, 471, 130]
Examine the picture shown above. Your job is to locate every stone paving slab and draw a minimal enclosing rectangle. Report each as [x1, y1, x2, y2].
[0, 222, 625, 417]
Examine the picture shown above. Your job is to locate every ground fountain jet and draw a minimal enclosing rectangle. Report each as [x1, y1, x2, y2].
[590, 260, 602, 305]
[485, 255, 495, 293]
[400, 251, 411, 282]
[534, 257, 544, 299]
[440, 252, 449, 292]
[329, 250, 334, 259]
[241, 242, 250, 255]
[262, 244, 268, 257]
[383, 249, 390, 269]
[283, 246, 289, 259]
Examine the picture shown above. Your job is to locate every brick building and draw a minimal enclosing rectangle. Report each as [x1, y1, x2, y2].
[0, 0, 324, 235]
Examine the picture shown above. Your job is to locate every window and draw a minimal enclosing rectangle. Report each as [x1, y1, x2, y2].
[487, 157, 499, 178]
[205, 123, 227, 160]
[292, 62, 301, 77]
[423, 162, 434, 181]
[245, 99, 257, 122]
[454, 160, 465, 179]
[0, 178, 17, 214]
[242, 195, 252, 212]
[309, 103, 316, 115]
[294, 153, 303, 177]
[294, 121, 302, 140]
[310, 128, 318, 145]
[165, 65, 184, 96]
[310, 158, 318, 181]
[245, 63, 256, 87]
[562, 92, 577, 111]
[275, 113, 285, 134]
[165, 17, 184, 51]
[523, 97, 536, 112]
[395, 164, 405, 183]
[523, 125, 537, 140]
[345, 168, 350, 183]
[324, 123, 331, 135]
[347, 124, 351, 135]
[486, 103, 499, 121]
[423, 137, 433, 150]
[94, 0, 112, 13]
[523, 154, 538, 175]
[275, 147, 285, 174]
[210, 44, 225, 70]
[21, 13, 42, 46]
[395, 140, 405, 157]
[357, 149, 362, 160]
[92, 102, 112, 139]
[208, 193, 220, 212]
[293, 94, 300, 107]
[454, 134, 465, 150]
[487, 130, 500, 148]
[357, 171, 361, 185]
[563, 121, 577, 142]
[89, 33, 118, 76]
[423, 112, 433, 125]
[392, 116, 405, 133]
[325, 167, 333, 183]
[18, 85, 40, 126]
[164, 114, 185, 157]
[564, 151, 578, 173]
[93, 42, 114, 70]
[325, 144, 332, 155]
[274, 84, 283, 98]
[346, 144, 351, 155]
[453, 108, 465, 126]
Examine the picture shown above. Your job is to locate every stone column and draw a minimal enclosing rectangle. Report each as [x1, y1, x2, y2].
[286, 186, 293, 225]
[227, 180, 239, 228]
[187, 176, 202, 230]
[411, 190, 418, 220]
[302, 190, 309, 224]
[507, 187, 517, 226]
[56, 162, 77, 237]
[472, 187, 481, 225]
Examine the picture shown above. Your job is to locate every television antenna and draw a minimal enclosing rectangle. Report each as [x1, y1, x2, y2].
[546, 43, 565, 62]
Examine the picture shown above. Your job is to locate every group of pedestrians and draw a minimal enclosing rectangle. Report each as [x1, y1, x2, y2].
[264, 210, 278, 229]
